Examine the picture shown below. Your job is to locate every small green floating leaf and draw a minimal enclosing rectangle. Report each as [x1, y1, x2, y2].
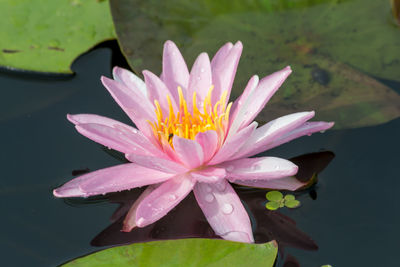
[266, 191, 283, 202]
[266, 201, 281, 211]
[321, 265, 333, 267]
[61, 239, 278, 267]
[285, 199, 301, 209]
[284, 194, 296, 201]
[0, 0, 115, 73]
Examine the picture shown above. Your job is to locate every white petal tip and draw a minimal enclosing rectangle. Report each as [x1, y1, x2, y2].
[221, 231, 254, 243]
[53, 187, 84, 198]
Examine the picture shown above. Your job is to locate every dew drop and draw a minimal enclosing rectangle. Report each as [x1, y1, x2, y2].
[216, 182, 226, 192]
[147, 203, 152, 207]
[132, 129, 138, 134]
[200, 67, 205, 73]
[226, 165, 234, 172]
[222, 203, 233, 214]
[205, 185, 212, 192]
[197, 76, 201, 80]
[137, 217, 145, 226]
[168, 194, 177, 201]
[205, 193, 214, 203]
[274, 165, 280, 170]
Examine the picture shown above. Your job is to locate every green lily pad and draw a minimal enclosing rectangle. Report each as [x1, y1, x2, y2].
[266, 201, 281, 211]
[111, 0, 400, 129]
[0, 0, 115, 73]
[285, 199, 301, 209]
[61, 239, 278, 267]
[266, 191, 283, 202]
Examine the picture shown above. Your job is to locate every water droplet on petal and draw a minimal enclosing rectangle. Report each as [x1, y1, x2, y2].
[200, 67, 205, 73]
[226, 165, 234, 172]
[274, 165, 280, 170]
[205, 193, 214, 203]
[222, 203, 233, 214]
[147, 203, 152, 207]
[132, 129, 138, 134]
[197, 76, 201, 80]
[168, 194, 177, 201]
[215, 182, 226, 192]
[137, 217, 145, 226]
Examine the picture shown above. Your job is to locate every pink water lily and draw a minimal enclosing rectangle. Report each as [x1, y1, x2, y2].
[53, 41, 333, 243]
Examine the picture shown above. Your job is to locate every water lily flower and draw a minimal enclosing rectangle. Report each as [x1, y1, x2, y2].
[53, 41, 333, 243]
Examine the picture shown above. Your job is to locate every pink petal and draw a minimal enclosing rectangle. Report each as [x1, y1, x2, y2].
[53, 163, 174, 198]
[211, 42, 233, 70]
[172, 136, 204, 168]
[135, 174, 195, 227]
[143, 70, 178, 115]
[228, 75, 259, 129]
[190, 167, 226, 183]
[218, 157, 298, 182]
[211, 41, 243, 105]
[234, 176, 306, 191]
[264, 121, 335, 151]
[230, 66, 292, 132]
[68, 114, 164, 157]
[193, 180, 254, 243]
[67, 114, 135, 130]
[75, 123, 142, 154]
[195, 130, 218, 163]
[162, 40, 189, 102]
[126, 153, 188, 174]
[208, 122, 257, 165]
[188, 52, 212, 110]
[101, 76, 156, 137]
[233, 111, 315, 159]
[122, 185, 157, 232]
[112, 67, 148, 97]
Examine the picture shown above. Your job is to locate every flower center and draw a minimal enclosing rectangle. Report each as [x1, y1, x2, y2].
[149, 86, 232, 147]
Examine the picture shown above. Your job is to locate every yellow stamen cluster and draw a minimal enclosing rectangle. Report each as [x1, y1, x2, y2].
[149, 86, 232, 147]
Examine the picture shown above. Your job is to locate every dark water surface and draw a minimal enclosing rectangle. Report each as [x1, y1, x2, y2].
[1, 44, 399, 266]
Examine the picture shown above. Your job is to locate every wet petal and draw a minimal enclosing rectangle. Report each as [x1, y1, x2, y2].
[195, 130, 218, 163]
[143, 70, 178, 115]
[67, 113, 136, 130]
[101, 76, 155, 136]
[208, 122, 257, 165]
[162, 40, 189, 102]
[173, 136, 204, 168]
[234, 176, 305, 191]
[193, 180, 254, 243]
[233, 111, 315, 159]
[230, 66, 292, 132]
[219, 157, 298, 182]
[122, 185, 157, 232]
[135, 174, 195, 227]
[188, 52, 212, 109]
[190, 167, 226, 183]
[53, 164, 174, 198]
[75, 123, 142, 154]
[112, 67, 148, 97]
[211, 41, 243, 105]
[211, 42, 233, 70]
[126, 153, 188, 174]
[263, 121, 335, 151]
[228, 75, 259, 128]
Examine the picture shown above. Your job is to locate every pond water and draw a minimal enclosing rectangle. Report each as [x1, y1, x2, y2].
[1, 42, 399, 267]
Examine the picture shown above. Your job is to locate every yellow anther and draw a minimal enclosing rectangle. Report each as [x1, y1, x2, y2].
[149, 85, 232, 149]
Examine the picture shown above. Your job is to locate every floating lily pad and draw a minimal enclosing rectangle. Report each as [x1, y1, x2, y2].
[111, 0, 400, 129]
[266, 201, 281, 210]
[61, 239, 278, 267]
[0, 0, 115, 73]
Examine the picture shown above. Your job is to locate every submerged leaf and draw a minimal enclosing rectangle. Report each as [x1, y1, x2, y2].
[0, 0, 115, 73]
[111, 0, 400, 129]
[62, 239, 278, 267]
